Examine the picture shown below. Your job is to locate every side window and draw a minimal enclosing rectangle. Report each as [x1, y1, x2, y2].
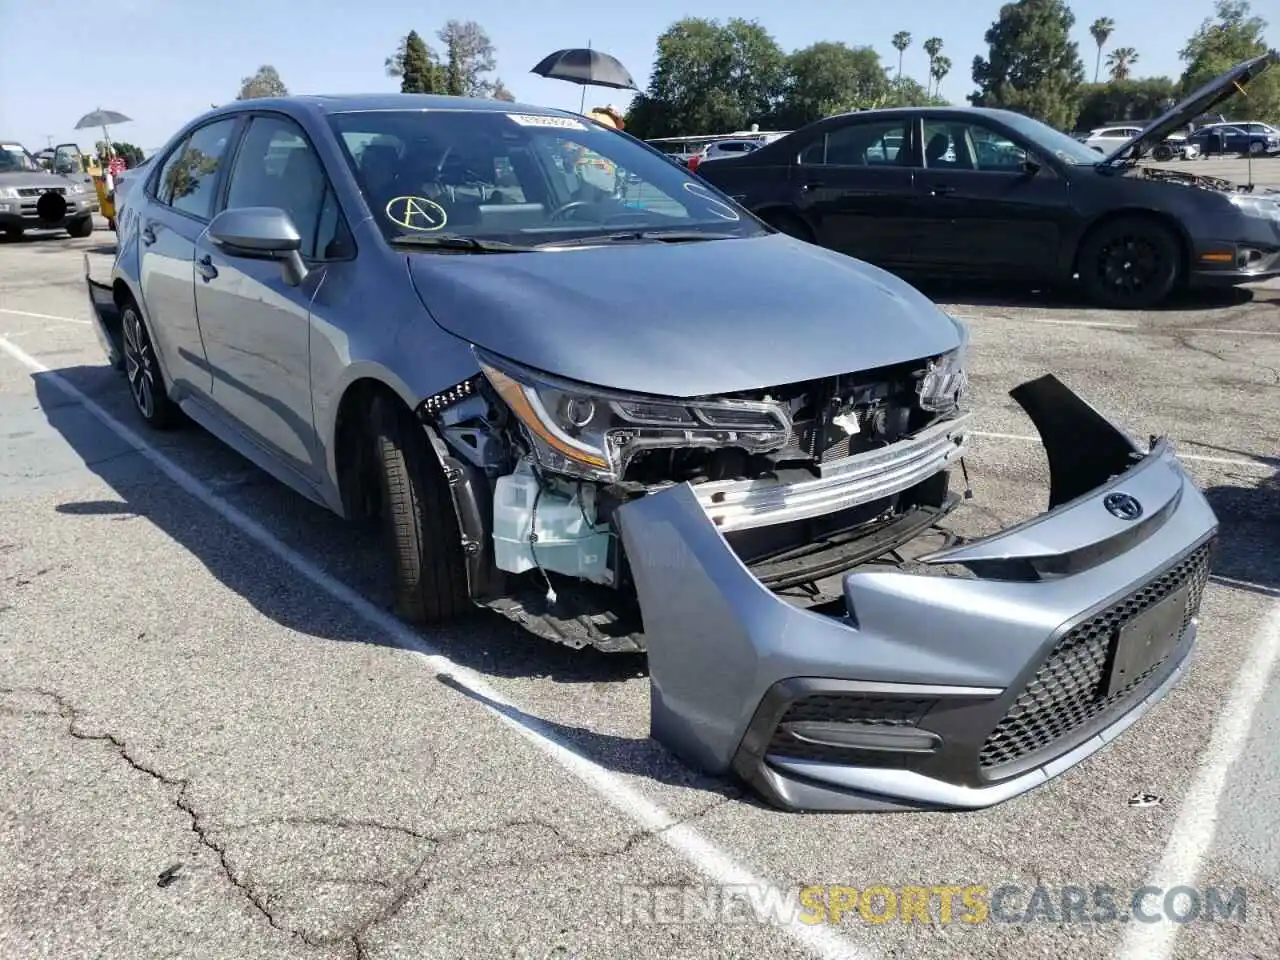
[800, 120, 911, 167]
[798, 134, 827, 165]
[924, 122, 1028, 173]
[224, 115, 351, 260]
[153, 137, 191, 206]
[967, 124, 1030, 172]
[165, 118, 236, 220]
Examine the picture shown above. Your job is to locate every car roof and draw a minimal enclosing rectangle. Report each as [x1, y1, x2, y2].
[201, 93, 574, 122]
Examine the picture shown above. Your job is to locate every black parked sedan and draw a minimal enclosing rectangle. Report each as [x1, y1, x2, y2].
[1185, 123, 1280, 157]
[696, 52, 1280, 308]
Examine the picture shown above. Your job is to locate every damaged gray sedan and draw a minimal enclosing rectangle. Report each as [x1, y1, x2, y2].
[86, 94, 1218, 812]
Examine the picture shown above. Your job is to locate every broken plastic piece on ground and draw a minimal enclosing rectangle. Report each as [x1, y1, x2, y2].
[1127, 792, 1163, 807]
[157, 863, 183, 887]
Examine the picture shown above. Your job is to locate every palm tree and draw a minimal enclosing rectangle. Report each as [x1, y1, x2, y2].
[892, 31, 912, 81]
[930, 55, 952, 100]
[1106, 47, 1138, 81]
[923, 37, 943, 96]
[1090, 17, 1115, 83]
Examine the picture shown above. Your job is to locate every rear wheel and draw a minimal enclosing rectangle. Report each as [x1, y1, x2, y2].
[370, 393, 471, 624]
[67, 217, 94, 238]
[121, 300, 181, 428]
[1152, 144, 1174, 162]
[1077, 217, 1181, 310]
[762, 209, 815, 243]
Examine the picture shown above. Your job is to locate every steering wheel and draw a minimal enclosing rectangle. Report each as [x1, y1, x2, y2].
[547, 200, 595, 222]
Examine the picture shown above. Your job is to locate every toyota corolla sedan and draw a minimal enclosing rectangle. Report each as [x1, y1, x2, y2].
[86, 93, 1218, 813]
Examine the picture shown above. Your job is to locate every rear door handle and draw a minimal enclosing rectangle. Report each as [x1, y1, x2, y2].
[929, 184, 955, 197]
[141, 223, 157, 245]
[197, 254, 218, 282]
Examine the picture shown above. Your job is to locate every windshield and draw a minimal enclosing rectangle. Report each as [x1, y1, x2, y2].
[993, 113, 1109, 165]
[328, 109, 766, 246]
[0, 143, 42, 173]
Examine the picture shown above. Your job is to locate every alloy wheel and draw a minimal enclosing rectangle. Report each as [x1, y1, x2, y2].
[1096, 234, 1163, 301]
[122, 308, 156, 420]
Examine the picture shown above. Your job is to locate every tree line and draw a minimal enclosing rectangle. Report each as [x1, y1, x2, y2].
[630, 0, 1275, 137]
[229, 0, 1274, 140]
[234, 19, 514, 103]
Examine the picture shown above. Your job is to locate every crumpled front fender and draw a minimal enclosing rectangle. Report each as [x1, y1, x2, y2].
[615, 374, 1219, 812]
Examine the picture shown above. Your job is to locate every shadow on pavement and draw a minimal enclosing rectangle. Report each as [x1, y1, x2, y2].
[32, 365, 648, 690]
[437, 673, 748, 800]
[1199, 445, 1280, 596]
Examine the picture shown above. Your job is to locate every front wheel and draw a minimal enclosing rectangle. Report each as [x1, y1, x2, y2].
[1077, 217, 1182, 310]
[1249, 140, 1264, 155]
[370, 394, 471, 624]
[66, 217, 94, 238]
[1153, 144, 1174, 162]
[121, 301, 180, 429]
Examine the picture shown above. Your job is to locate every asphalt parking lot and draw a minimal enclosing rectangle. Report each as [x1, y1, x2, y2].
[2, 162, 1279, 960]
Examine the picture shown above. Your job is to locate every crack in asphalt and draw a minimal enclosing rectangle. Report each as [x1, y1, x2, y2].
[1, 685, 303, 944]
[3, 685, 738, 958]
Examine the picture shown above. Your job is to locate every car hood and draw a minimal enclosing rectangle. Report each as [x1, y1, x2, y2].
[0, 170, 80, 188]
[1102, 51, 1278, 165]
[406, 234, 962, 398]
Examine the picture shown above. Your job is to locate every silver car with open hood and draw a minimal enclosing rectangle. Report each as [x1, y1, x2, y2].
[85, 93, 1218, 811]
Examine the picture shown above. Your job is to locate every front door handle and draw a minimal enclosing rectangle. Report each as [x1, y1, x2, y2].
[197, 254, 218, 282]
[800, 180, 824, 192]
[929, 184, 955, 197]
[141, 223, 157, 245]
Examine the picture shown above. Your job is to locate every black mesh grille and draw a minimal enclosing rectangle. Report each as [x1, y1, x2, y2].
[17, 186, 66, 197]
[767, 694, 936, 763]
[979, 540, 1213, 771]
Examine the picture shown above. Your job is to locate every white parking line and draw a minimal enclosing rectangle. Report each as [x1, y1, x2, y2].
[0, 334, 869, 960]
[971, 431, 1274, 471]
[1118, 609, 1280, 960]
[0, 307, 92, 325]
[951, 314, 1138, 330]
[952, 314, 1280, 337]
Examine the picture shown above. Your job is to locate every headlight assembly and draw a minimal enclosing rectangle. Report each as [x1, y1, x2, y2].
[916, 315, 969, 414]
[475, 349, 792, 482]
[0, 187, 18, 200]
[1229, 193, 1280, 221]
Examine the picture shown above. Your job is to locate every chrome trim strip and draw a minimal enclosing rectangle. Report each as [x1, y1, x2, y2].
[693, 414, 969, 532]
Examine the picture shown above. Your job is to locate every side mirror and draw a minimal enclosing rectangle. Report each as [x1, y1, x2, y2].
[207, 206, 309, 286]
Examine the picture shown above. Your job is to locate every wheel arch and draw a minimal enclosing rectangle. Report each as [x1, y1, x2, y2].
[1070, 208, 1193, 285]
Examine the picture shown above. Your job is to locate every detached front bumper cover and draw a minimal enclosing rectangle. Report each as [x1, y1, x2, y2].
[615, 375, 1218, 812]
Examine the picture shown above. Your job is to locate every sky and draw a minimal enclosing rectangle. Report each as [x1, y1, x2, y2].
[0, 0, 1256, 155]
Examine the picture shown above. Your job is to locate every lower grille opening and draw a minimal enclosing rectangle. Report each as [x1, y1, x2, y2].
[768, 694, 937, 765]
[978, 539, 1214, 773]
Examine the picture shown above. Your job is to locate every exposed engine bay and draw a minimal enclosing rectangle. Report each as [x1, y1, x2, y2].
[1137, 166, 1251, 193]
[419, 343, 972, 652]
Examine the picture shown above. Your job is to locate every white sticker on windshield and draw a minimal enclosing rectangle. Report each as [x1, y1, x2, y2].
[682, 181, 741, 221]
[506, 113, 588, 131]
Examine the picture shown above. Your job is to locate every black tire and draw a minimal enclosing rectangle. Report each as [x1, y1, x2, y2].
[1077, 216, 1182, 310]
[120, 300, 181, 429]
[2, 225, 22, 241]
[370, 393, 471, 624]
[67, 217, 94, 238]
[1153, 144, 1174, 162]
[762, 209, 815, 243]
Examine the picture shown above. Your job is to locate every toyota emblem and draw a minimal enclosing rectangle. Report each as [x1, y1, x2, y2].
[1104, 492, 1143, 521]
